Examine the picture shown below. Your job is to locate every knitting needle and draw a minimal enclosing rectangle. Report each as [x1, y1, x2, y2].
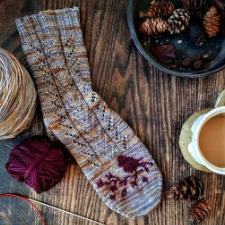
[28, 198, 105, 225]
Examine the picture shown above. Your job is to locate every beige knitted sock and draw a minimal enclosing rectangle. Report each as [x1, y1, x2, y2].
[16, 7, 162, 218]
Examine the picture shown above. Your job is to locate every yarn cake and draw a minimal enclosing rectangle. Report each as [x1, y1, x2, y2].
[6, 136, 68, 193]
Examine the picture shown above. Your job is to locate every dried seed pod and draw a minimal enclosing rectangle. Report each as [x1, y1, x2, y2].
[183, 0, 209, 16]
[151, 44, 176, 64]
[188, 24, 207, 46]
[193, 60, 204, 69]
[182, 57, 194, 67]
[166, 176, 204, 202]
[168, 9, 190, 34]
[140, 1, 174, 19]
[139, 18, 168, 36]
[188, 198, 211, 225]
[203, 6, 221, 38]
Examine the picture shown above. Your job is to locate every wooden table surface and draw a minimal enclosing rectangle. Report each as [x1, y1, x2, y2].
[0, 0, 225, 225]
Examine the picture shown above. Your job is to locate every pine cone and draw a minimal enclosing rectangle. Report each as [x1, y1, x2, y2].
[203, 6, 221, 38]
[188, 198, 211, 225]
[139, 18, 168, 36]
[221, 12, 225, 35]
[166, 176, 203, 202]
[168, 9, 190, 34]
[188, 24, 206, 46]
[140, 1, 174, 19]
[183, 0, 208, 16]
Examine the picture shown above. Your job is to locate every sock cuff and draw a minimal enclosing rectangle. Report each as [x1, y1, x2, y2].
[16, 7, 81, 38]
[15, 7, 88, 83]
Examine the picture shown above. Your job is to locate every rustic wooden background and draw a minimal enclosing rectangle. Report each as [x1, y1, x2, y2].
[0, 0, 225, 224]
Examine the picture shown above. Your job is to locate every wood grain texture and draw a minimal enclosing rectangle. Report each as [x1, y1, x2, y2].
[0, 0, 225, 224]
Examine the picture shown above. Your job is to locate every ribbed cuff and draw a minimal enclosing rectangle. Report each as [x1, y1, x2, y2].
[16, 7, 91, 92]
[16, 7, 81, 41]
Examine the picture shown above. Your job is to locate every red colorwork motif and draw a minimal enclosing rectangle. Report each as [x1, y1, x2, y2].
[117, 155, 152, 173]
[96, 155, 154, 200]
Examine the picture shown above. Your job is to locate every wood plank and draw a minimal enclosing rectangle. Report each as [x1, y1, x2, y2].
[0, 0, 224, 224]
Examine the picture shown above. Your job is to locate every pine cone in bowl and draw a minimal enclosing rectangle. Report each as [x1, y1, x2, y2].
[183, 0, 209, 16]
[139, 18, 168, 36]
[140, 1, 174, 19]
[168, 9, 190, 34]
[203, 6, 221, 38]
[188, 23, 207, 46]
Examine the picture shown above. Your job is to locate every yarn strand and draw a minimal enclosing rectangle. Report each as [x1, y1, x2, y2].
[0, 194, 105, 225]
[28, 198, 105, 225]
[0, 194, 46, 225]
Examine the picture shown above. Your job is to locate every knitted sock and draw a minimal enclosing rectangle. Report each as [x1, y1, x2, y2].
[16, 7, 162, 218]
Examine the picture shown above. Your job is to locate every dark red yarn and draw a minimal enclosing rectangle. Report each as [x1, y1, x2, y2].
[6, 136, 68, 194]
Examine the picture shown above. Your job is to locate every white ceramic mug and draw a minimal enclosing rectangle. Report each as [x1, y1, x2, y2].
[188, 90, 225, 175]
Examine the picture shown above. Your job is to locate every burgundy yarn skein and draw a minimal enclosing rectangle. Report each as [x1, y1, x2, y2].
[6, 136, 68, 193]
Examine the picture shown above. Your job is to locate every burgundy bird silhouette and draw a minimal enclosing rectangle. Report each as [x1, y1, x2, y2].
[117, 155, 152, 173]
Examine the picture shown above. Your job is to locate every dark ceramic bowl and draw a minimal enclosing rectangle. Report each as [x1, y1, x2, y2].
[127, 0, 225, 78]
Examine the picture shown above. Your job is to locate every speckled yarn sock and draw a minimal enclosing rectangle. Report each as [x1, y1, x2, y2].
[16, 7, 162, 218]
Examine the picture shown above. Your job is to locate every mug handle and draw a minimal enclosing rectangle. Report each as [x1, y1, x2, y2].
[215, 90, 225, 107]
